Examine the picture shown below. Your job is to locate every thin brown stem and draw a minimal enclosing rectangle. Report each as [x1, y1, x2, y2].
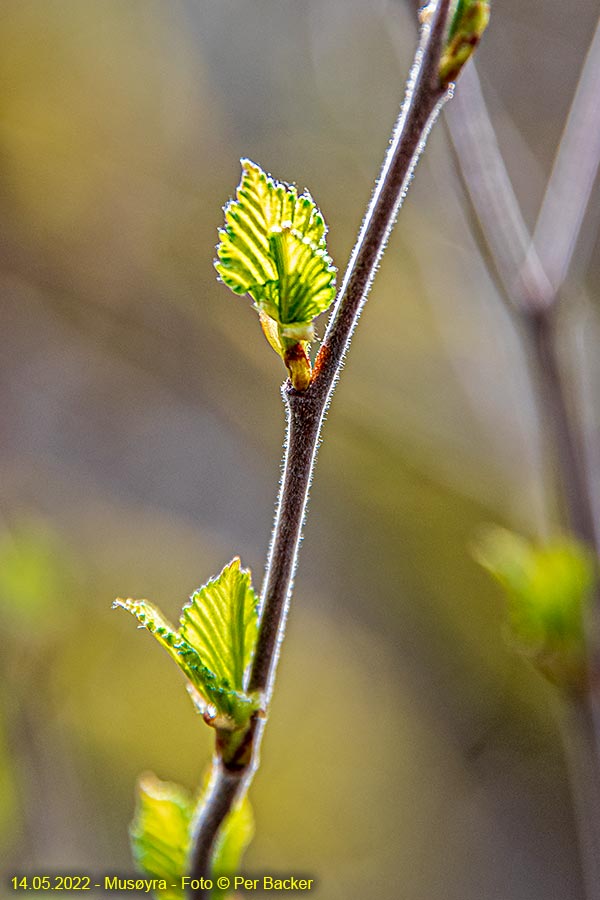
[248, 395, 321, 696]
[187, 3, 453, 895]
[188, 764, 243, 889]
[251, 0, 452, 699]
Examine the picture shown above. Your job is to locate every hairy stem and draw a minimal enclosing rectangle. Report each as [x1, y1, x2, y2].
[188, 764, 243, 885]
[248, 395, 321, 696]
[187, 3, 453, 895]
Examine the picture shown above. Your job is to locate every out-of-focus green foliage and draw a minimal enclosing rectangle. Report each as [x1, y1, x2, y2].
[114, 559, 259, 728]
[475, 528, 594, 688]
[215, 160, 336, 389]
[0, 718, 18, 851]
[212, 796, 254, 898]
[0, 522, 75, 635]
[131, 773, 193, 900]
[131, 772, 254, 900]
[0, 519, 83, 864]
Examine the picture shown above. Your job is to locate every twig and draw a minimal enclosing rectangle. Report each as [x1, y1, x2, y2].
[445, 63, 550, 305]
[523, 306, 598, 555]
[447, 16, 600, 317]
[445, 33, 600, 900]
[560, 693, 600, 900]
[251, 0, 452, 697]
[188, 764, 243, 887]
[531, 15, 600, 297]
[187, 3, 453, 894]
[446, 53, 600, 555]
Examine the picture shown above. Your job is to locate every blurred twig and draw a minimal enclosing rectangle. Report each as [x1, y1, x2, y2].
[446, 64, 549, 305]
[532, 16, 600, 297]
[446, 50, 600, 557]
[445, 23, 600, 900]
[560, 695, 600, 900]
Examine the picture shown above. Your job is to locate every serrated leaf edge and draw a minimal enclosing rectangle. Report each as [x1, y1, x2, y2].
[215, 159, 336, 329]
[113, 581, 258, 728]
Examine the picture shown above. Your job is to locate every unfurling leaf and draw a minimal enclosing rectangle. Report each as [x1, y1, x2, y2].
[182, 557, 258, 693]
[114, 558, 259, 728]
[215, 159, 336, 390]
[422, 0, 490, 87]
[474, 528, 594, 689]
[131, 773, 192, 899]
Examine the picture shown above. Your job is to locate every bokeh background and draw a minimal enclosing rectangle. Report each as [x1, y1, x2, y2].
[2, 1, 600, 898]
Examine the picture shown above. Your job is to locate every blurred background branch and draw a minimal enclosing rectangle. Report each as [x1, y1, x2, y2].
[445, 13, 600, 899]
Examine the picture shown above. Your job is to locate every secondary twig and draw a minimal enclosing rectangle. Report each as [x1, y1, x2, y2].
[445, 62, 548, 304]
[531, 15, 600, 297]
[446, 52, 600, 558]
[445, 34, 600, 900]
[188, 3, 453, 895]
[560, 693, 600, 900]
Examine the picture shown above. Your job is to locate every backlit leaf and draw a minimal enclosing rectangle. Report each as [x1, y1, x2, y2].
[215, 160, 336, 383]
[114, 559, 259, 727]
[181, 558, 258, 695]
[131, 773, 192, 900]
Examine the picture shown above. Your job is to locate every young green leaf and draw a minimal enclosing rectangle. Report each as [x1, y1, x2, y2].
[474, 528, 594, 688]
[181, 557, 258, 695]
[114, 558, 259, 728]
[420, 0, 490, 87]
[215, 159, 337, 389]
[130, 773, 193, 900]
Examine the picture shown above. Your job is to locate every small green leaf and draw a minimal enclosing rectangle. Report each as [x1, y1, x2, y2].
[131, 773, 193, 900]
[215, 160, 336, 388]
[438, 0, 490, 86]
[211, 796, 255, 899]
[474, 528, 594, 688]
[114, 559, 259, 727]
[181, 557, 258, 695]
